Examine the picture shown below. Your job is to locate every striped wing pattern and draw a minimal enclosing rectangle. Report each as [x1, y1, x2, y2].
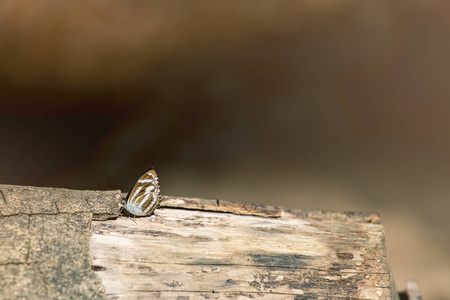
[123, 169, 160, 216]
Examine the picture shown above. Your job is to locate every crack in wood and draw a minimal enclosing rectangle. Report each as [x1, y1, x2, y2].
[26, 215, 31, 264]
[85, 196, 93, 212]
[0, 189, 6, 205]
[91, 265, 106, 271]
[53, 201, 61, 213]
[51, 191, 61, 214]
[0, 261, 33, 266]
[105, 288, 390, 299]
[0, 212, 79, 217]
[92, 255, 390, 275]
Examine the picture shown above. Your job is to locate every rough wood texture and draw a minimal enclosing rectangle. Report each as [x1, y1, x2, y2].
[161, 195, 284, 218]
[91, 201, 394, 299]
[120, 194, 283, 218]
[0, 185, 396, 299]
[0, 184, 120, 299]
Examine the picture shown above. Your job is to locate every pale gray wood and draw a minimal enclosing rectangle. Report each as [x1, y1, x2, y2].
[90, 206, 393, 299]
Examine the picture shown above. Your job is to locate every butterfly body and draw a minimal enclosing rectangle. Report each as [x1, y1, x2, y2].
[121, 168, 160, 216]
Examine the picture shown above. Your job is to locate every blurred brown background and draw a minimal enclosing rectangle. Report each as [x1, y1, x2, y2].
[1, 1, 449, 298]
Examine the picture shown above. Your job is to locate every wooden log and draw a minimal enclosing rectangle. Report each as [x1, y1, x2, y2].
[0, 184, 398, 299]
[91, 199, 394, 299]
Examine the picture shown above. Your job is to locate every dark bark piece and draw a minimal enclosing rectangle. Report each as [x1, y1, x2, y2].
[0, 184, 120, 299]
[0, 184, 120, 219]
[160, 195, 284, 217]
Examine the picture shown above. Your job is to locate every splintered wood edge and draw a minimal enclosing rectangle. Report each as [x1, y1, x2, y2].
[121, 194, 380, 221]
[285, 209, 381, 224]
[159, 195, 284, 218]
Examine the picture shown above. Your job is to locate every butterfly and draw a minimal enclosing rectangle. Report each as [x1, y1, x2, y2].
[121, 168, 161, 216]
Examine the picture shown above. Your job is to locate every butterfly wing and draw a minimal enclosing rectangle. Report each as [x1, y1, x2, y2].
[123, 168, 160, 216]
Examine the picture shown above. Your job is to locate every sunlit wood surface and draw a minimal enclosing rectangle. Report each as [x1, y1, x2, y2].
[91, 199, 394, 299]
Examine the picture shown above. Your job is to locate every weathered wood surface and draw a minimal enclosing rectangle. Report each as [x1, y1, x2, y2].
[159, 195, 283, 218]
[0, 184, 120, 299]
[90, 204, 393, 299]
[0, 184, 395, 299]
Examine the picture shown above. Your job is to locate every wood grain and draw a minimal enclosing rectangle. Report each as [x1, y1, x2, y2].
[90, 206, 393, 299]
